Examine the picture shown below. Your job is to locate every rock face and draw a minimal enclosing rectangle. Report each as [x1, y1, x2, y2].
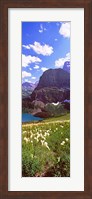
[30, 69, 70, 103]
[63, 61, 70, 73]
[31, 87, 70, 104]
[22, 68, 70, 118]
[36, 68, 70, 90]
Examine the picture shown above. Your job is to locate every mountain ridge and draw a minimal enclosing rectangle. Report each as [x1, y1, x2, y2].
[30, 68, 70, 104]
[35, 68, 70, 91]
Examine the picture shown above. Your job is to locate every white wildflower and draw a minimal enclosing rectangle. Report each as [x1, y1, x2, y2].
[44, 132, 50, 137]
[37, 135, 40, 139]
[41, 140, 44, 145]
[22, 131, 27, 134]
[24, 137, 30, 143]
[65, 138, 69, 141]
[34, 137, 39, 142]
[61, 141, 65, 145]
[30, 134, 33, 138]
[44, 142, 50, 150]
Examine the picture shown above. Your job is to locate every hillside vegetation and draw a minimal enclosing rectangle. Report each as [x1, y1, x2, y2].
[22, 114, 70, 177]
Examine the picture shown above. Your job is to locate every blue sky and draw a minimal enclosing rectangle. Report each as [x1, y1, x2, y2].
[22, 22, 70, 83]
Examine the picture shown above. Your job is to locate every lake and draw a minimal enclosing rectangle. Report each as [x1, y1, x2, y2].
[22, 113, 43, 123]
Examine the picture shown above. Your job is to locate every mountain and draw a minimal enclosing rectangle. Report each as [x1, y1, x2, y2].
[63, 61, 70, 73]
[35, 68, 70, 90]
[34, 81, 39, 88]
[30, 68, 70, 103]
[22, 81, 38, 89]
[22, 81, 38, 98]
[22, 69, 70, 117]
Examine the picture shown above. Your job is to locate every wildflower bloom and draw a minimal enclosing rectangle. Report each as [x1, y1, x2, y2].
[30, 134, 33, 138]
[24, 137, 30, 143]
[41, 140, 44, 145]
[44, 142, 50, 150]
[61, 141, 65, 145]
[65, 138, 69, 141]
[44, 132, 50, 137]
[23, 131, 27, 134]
[33, 136, 38, 142]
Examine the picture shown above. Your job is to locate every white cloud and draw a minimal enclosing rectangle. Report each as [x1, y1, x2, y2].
[55, 38, 58, 41]
[22, 54, 42, 67]
[55, 52, 70, 68]
[34, 65, 40, 69]
[39, 24, 47, 33]
[25, 80, 31, 83]
[32, 76, 36, 80]
[59, 22, 70, 38]
[41, 67, 48, 72]
[39, 24, 43, 33]
[55, 58, 65, 68]
[22, 45, 30, 49]
[25, 78, 28, 81]
[29, 68, 32, 70]
[22, 71, 32, 78]
[29, 42, 53, 56]
[65, 53, 70, 61]
[22, 42, 53, 56]
[39, 30, 43, 33]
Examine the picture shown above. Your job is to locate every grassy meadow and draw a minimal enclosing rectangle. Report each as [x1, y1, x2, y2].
[22, 113, 70, 177]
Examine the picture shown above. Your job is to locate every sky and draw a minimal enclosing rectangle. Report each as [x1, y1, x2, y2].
[22, 22, 70, 83]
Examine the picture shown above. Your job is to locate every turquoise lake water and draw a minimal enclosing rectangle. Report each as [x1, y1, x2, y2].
[22, 113, 43, 122]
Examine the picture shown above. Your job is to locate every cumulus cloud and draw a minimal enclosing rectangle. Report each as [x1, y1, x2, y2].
[34, 65, 40, 69]
[39, 24, 47, 33]
[23, 42, 53, 56]
[22, 45, 30, 49]
[59, 22, 70, 38]
[24, 79, 35, 83]
[25, 78, 28, 82]
[55, 52, 70, 68]
[55, 58, 65, 68]
[22, 54, 42, 67]
[30, 42, 53, 56]
[65, 53, 70, 61]
[41, 67, 48, 72]
[22, 71, 32, 78]
[32, 76, 36, 80]
[39, 24, 43, 33]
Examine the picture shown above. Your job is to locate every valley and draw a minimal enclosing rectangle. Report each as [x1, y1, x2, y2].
[22, 67, 70, 177]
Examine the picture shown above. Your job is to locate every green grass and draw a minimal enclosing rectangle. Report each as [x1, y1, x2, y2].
[43, 113, 70, 122]
[22, 114, 70, 177]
